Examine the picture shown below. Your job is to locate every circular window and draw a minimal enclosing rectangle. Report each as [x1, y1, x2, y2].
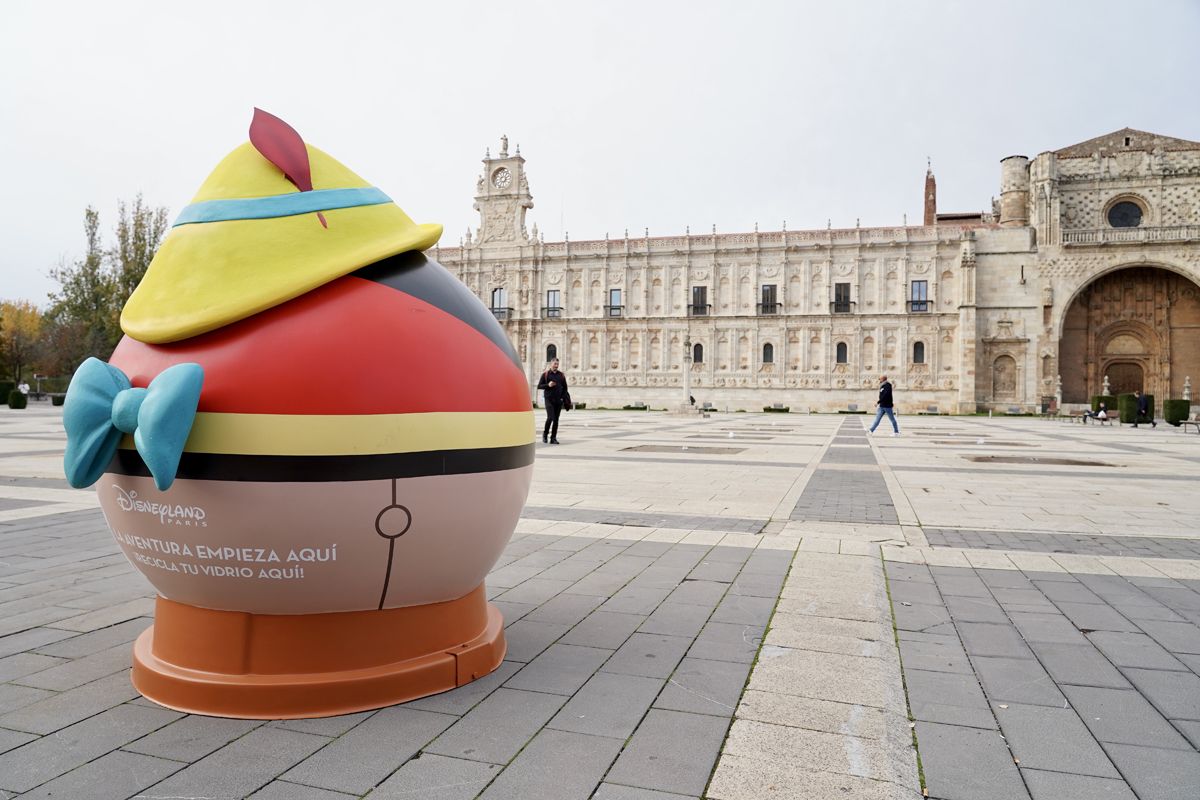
[1107, 201, 1143, 228]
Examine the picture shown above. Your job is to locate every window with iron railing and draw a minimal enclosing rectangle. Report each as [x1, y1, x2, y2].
[832, 283, 852, 313]
[690, 286, 710, 316]
[543, 290, 562, 318]
[908, 280, 929, 312]
[758, 284, 778, 314]
[605, 288, 623, 317]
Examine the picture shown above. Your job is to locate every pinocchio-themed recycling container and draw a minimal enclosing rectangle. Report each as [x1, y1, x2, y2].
[62, 109, 534, 718]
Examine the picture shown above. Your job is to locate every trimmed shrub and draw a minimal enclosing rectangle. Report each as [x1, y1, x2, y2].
[1164, 399, 1190, 426]
[573, 402, 586, 410]
[7, 390, 27, 410]
[763, 406, 790, 413]
[51, 394, 66, 407]
[1091, 395, 1116, 413]
[1117, 393, 1155, 424]
[1116, 393, 1134, 423]
[622, 404, 648, 411]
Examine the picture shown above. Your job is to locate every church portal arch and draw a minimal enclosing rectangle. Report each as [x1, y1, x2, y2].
[1058, 266, 1200, 402]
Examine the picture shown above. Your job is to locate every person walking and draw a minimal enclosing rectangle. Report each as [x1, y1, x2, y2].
[1133, 390, 1157, 428]
[537, 358, 569, 444]
[869, 375, 900, 436]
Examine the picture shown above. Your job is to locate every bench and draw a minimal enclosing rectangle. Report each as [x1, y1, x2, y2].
[1182, 414, 1200, 434]
[918, 405, 940, 415]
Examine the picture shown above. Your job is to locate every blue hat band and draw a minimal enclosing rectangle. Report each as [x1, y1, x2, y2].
[174, 187, 392, 227]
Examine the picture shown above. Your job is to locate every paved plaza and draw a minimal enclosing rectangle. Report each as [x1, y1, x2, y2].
[1, 404, 1200, 798]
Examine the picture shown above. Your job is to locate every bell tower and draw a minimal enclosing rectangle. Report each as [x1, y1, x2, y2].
[471, 135, 534, 245]
[923, 159, 937, 226]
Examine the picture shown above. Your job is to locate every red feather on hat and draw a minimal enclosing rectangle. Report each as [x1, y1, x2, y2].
[249, 108, 328, 228]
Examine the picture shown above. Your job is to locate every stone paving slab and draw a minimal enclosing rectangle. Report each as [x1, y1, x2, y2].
[887, 559, 1200, 799]
[522, 505, 767, 534]
[927, 527, 1200, 560]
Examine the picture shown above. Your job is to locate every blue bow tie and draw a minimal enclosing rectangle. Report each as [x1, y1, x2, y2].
[63, 358, 204, 492]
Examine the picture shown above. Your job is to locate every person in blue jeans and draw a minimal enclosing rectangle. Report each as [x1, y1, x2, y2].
[869, 375, 900, 436]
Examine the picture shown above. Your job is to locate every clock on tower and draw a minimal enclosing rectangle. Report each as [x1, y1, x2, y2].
[472, 135, 534, 245]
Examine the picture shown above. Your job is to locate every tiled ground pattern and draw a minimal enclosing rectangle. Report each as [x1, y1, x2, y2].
[924, 528, 1200, 561]
[520, 505, 767, 534]
[0, 512, 787, 799]
[789, 419, 898, 525]
[7, 404, 1200, 798]
[890, 561, 1200, 800]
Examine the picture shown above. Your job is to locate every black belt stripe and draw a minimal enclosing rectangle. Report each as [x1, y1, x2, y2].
[107, 443, 535, 483]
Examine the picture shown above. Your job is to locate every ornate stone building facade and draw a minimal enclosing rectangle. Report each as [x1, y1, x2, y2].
[433, 129, 1200, 412]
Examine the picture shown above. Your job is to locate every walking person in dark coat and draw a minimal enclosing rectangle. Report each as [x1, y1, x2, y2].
[1133, 390, 1157, 428]
[537, 358, 569, 444]
[869, 375, 900, 436]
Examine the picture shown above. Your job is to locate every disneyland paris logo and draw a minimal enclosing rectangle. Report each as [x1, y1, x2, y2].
[113, 486, 208, 527]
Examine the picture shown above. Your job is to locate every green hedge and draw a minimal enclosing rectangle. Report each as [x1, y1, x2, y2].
[1091, 395, 1116, 413]
[1165, 399, 1191, 426]
[7, 390, 27, 410]
[622, 404, 648, 411]
[1116, 394, 1134, 423]
[1117, 393, 1155, 424]
[763, 406, 790, 413]
[51, 394, 66, 407]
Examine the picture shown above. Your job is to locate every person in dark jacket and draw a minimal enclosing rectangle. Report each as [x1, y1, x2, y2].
[1082, 402, 1107, 424]
[537, 358, 568, 444]
[1133, 390, 1156, 428]
[869, 375, 900, 436]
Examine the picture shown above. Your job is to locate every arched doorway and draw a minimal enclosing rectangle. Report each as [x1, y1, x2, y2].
[1106, 362, 1143, 397]
[1059, 266, 1200, 402]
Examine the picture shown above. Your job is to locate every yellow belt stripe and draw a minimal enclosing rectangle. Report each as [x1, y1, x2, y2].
[121, 411, 535, 456]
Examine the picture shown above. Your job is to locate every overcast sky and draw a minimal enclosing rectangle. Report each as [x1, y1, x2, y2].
[3, 0, 1199, 305]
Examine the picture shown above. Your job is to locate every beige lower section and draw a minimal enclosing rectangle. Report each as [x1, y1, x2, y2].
[96, 466, 533, 615]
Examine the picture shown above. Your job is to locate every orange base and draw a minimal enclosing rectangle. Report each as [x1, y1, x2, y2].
[131, 584, 505, 719]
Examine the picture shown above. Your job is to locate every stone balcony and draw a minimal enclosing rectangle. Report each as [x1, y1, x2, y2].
[1062, 224, 1200, 246]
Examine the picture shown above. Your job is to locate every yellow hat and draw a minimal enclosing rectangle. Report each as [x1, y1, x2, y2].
[122, 138, 442, 344]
